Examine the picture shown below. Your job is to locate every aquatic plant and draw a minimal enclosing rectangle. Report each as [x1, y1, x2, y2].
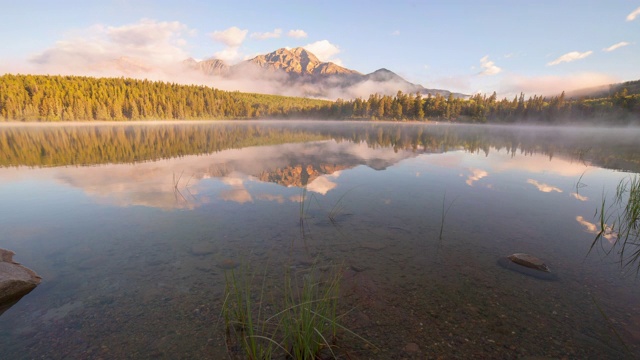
[222, 266, 279, 359]
[439, 191, 457, 242]
[221, 262, 370, 359]
[328, 187, 358, 224]
[298, 186, 319, 243]
[591, 175, 640, 276]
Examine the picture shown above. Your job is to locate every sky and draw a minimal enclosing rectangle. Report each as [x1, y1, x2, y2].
[0, 0, 639, 97]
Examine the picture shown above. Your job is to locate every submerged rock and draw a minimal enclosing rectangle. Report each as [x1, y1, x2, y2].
[498, 253, 557, 281]
[190, 241, 218, 256]
[507, 253, 550, 272]
[216, 259, 240, 270]
[0, 249, 42, 315]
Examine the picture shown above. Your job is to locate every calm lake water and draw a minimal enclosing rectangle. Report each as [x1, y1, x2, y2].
[1, 121, 639, 359]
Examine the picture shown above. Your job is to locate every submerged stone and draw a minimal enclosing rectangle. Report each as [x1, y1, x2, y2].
[0, 249, 42, 315]
[507, 253, 550, 272]
[498, 253, 557, 281]
[216, 259, 240, 270]
[190, 241, 218, 256]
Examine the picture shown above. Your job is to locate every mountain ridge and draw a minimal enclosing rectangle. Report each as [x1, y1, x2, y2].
[183, 47, 466, 99]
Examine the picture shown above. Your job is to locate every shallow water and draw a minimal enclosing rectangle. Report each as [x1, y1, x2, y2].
[1, 121, 639, 359]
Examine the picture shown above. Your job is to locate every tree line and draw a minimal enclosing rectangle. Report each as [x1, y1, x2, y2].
[0, 74, 639, 124]
[323, 87, 640, 124]
[0, 74, 330, 121]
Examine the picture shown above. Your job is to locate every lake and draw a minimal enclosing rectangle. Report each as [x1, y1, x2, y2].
[0, 120, 639, 359]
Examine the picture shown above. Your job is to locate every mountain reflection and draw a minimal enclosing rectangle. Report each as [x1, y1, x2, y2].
[19, 140, 419, 209]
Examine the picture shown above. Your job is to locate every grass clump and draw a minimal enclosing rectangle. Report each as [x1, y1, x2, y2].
[591, 175, 640, 276]
[222, 262, 368, 359]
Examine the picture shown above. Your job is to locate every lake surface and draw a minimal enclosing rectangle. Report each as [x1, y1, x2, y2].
[1, 121, 639, 359]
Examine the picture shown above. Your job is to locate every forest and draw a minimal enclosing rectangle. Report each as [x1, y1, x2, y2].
[0, 74, 639, 124]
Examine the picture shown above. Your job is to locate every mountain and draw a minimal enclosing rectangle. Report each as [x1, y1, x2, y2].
[184, 47, 467, 99]
[364, 68, 455, 97]
[184, 58, 229, 76]
[246, 47, 359, 76]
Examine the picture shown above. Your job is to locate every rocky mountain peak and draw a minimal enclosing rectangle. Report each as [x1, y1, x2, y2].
[247, 47, 358, 76]
[183, 57, 229, 76]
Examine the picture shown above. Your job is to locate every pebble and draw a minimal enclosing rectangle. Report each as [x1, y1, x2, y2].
[404, 342, 421, 353]
[190, 241, 218, 256]
[216, 259, 239, 270]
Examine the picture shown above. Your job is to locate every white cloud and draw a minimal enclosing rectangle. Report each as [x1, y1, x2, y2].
[303, 40, 342, 64]
[603, 41, 629, 52]
[210, 26, 248, 47]
[214, 47, 242, 62]
[627, 6, 640, 21]
[392, 30, 400, 36]
[287, 29, 308, 38]
[250, 28, 282, 40]
[479, 55, 502, 76]
[547, 50, 593, 66]
[29, 19, 192, 74]
[209, 26, 249, 63]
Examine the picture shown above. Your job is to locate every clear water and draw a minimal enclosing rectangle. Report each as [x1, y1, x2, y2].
[0, 121, 639, 359]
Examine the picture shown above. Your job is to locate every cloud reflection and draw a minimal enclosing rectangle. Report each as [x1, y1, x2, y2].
[220, 187, 253, 203]
[571, 192, 588, 201]
[527, 179, 562, 193]
[255, 193, 285, 203]
[465, 168, 488, 186]
[576, 216, 616, 243]
[306, 172, 341, 195]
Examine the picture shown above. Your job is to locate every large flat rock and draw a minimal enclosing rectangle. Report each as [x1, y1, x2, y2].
[0, 249, 42, 315]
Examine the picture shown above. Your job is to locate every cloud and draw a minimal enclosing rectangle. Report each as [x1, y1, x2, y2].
[250, 28, 282, 40]
[209, 26, 249, 63]
[500, 72, 616, 96]
[547, 50, 593, 66]
[479, 55, 502, 76]
[210, 26, 248, 47]
[30, 19, 192, 70]
[603, 41, 630, 52]
[287, 29, 308, 38]
[627, 6, 640, 21]
[303, 40, 342, 65]
[527, 179, 562, 193]
[213, 47, 242, 62]
[431, 75, 472, 93]
[392, 30, 400, 36]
